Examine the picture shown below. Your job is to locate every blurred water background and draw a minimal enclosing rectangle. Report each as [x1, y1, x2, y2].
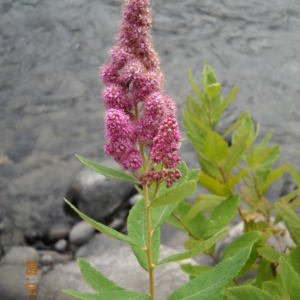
[1, 0, 300, 227]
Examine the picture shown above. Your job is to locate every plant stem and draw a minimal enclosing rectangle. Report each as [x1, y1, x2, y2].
[140, 142, 154, 299]
[275, 235, 285, 252]
[218, 166, 226, 184]
[237, 207, 252, 231]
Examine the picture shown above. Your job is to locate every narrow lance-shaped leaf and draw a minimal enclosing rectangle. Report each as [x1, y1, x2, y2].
[63, 290, 151, 300]
[257, 129, 273, 148]
[287, 163, 300, 188]
[257, 247, 284, 263]
[198, 173, 231, 197]
[203, 132, 229, 165]
[64, 199, 142, 248]
[166, 247, 252, 300]
[75, 155, 138, 183]
[227, 286, 273, 300]
[157, 228, 229, 265]
[222, 111, 249, 138]
[212, 86, 238, 119]
[77, 258, 123, 293]
[127, 198, 160, 271]
[150, 181, 196, 208]
[205, 83, 221, 98]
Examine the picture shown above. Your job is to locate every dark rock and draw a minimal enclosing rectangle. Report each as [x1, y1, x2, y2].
[64, 168, 136, 223]
[55, 239, 68, 252]
[38, 250, 72, 264]
[0, 246, 39, 266]
[0, 221, 5, 233]
[0, 265, 41, 300]
[24, 228, 44, 244]
[279, 179, 297, 198]
[39, 234, 196, 300]
[45, 222, 71, 242]
[69, 221, 94, 245]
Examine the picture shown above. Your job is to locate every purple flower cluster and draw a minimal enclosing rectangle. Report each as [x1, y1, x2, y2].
[100, 0, 181, 175]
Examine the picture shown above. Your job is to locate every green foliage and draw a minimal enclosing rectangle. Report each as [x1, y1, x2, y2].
[166, 247, 252, 300]
[227, 286, 273, 300]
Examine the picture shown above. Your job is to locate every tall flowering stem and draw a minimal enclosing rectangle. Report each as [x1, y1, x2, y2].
[100, 0, 182, 298]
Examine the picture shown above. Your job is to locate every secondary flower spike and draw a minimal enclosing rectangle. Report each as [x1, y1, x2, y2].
[100, 0, 182, 177]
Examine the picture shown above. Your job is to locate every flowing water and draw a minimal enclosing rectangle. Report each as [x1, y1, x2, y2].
[1, 0, 300, 223]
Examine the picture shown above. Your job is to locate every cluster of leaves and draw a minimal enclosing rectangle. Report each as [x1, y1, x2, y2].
[169, 64, 300, 299]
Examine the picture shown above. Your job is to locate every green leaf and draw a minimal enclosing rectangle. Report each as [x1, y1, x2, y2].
[198, 174, 231, 197]
[75, 155, 138, 183]
[257, 129, 273, 148]
[187, 68, 208, 109]
[257, 247, 283, 263]
[259, 164, 287, 196]
[247, 147, 270, 167]
[202, 64, 218, 92]
[287, 163, 300, 188]
[63, 290, 151, 300]
[203, 132, 229, 165]
[127, 198, 160, 271]
[182, 201, 205, 224]
[157, 228, 228, 265]
[166, 247, 252, 300]
[223, 132, 250, 173]
[200, 195, 240, 238]
[225, 170, 251, 190]
[180, 264, 212, 277]
[273, 257, 300, 300]
[64, 199, 142, 247]
[194, 194, 226, 213]
[206, 288, 225, 300]
[242, 278, 256, 286]
[262, 281, 274, 295]
[260, 145, 281, 171]
[227, 286, 273, 300]
[205, 83, 221, 98]
[275, 202, 300, 245]
[187, 169, 201, 182]
[212, 86, 238, 119]
[287, 246, 300, 277]
[222, 111, 249, 138]
[222, 231, 262, 261]
[167, 213, 186, 232]
[77, 258, 123, 293]
[255, 258, 274, 289]
[150, 181, 196, 208]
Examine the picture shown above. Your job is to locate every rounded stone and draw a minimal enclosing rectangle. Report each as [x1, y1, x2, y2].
[41, 254, 54, 266]
[0, 246, 39, 266]
[69, 221, 94, 245]
[129, 194, 142, 206]
[55, 239, 68, 252]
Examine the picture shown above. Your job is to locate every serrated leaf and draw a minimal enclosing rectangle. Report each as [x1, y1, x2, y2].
[227, 286, 273, 300]
[242, 278, 256, 286]
[287, 246, 300, 277]
[222, 231, 262, 261]
[205, 83, 221, 98]
[203, 132, 229, 165]
[259, 165, 287, 196]
[198, 173, 231, 197]
[273, 257, 300, 300]
[257, 247, 283, 263]
[223, 132, 250, 173]
[275, 202, 300, 245]
[180, 264, 212, 277]
[78, 258, 123, 293]
[127, 198, 160, 271]
[75, 155, 138, 183]
[212, 86, 238, 119]
[157, 228, 228, 265]
[63, 290, 151, 300]
[247, 147, 270, 167]
[150, 181, 196, 208]
[166, 247, 252, 300]
[256, 258, 274, 289]
[287, 163, 300, 188]
[188, 68, 208, 109]
[200, 195, 240, 238]
[64, 199, 142, 247]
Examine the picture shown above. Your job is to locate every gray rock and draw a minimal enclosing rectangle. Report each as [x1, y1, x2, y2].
[42, 265, 50, 274]
[0, 221, 5, 232]
[53, 263, 64, 271]
[0, 264, 41, 300]
[38, 250, 72, 264]
[64, 168, 136, 222]
[24, 228, 43, 244]
[55, 239, 68, 252]
[38, 234, 196, 300]
[47, 222, 71, 242]
[108, 218, 124, 231]
[129, 194, 143, 206]
[69, 221, 95, 245]
[0, 246, 39, 266]
[40, 254, 54, 266]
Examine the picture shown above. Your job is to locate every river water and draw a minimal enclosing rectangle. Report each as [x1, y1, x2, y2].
[1, 0, 300, 224]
